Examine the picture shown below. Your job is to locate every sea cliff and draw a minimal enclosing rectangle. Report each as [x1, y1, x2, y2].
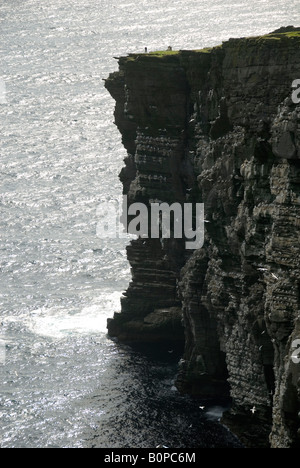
[105, 28, 300, 448]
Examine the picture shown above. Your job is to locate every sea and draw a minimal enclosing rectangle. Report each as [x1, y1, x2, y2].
[0, 0, 299, 449]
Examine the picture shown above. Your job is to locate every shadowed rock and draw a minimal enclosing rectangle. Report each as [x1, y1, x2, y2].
[105, 29, 300, 448]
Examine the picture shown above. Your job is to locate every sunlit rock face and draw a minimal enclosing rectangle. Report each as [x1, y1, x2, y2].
[105, 30, 300, 448]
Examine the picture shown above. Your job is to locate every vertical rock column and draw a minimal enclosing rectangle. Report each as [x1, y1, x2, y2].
[105, 54, 189, 343]
[105, 33, 300, 447]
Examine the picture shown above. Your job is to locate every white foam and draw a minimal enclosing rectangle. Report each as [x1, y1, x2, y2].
[205, 406, 228, 421]
[5, 291, 121, 340]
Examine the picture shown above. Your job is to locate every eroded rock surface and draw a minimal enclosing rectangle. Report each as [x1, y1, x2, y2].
[105, 31, 300, 448]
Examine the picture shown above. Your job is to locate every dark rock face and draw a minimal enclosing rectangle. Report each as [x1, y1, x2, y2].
[105, 31, 300, 448]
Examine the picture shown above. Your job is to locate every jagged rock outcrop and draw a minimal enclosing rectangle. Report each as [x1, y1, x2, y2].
[105, 30, 300, 448]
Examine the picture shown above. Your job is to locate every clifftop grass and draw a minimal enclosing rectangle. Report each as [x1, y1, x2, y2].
[119, 30, 300, 66]
[239, 30, 300, 44]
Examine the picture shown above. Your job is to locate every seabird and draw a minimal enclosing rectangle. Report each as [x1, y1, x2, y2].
[199, 406, 205, 410]
[259, 345, 263, 351]
[271, 273, 279, 280]
[250, 406, 256, 415]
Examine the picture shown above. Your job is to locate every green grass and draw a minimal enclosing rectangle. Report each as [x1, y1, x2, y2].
[148, 46, 218, 56]
[271, 30, 300, 37]
[193, 47, 215, 54]
[247, 30, 300, 42]
[123, 30, 300, 64]
[148, 50, 180, 57]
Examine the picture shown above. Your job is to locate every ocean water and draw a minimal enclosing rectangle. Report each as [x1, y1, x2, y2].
[0, 0, 299, 449]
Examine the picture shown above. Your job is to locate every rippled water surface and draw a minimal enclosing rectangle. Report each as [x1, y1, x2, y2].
[1, 0, 300, 448]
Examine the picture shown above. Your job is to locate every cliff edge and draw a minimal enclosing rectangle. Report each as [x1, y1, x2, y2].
[105, 30, 300, 448]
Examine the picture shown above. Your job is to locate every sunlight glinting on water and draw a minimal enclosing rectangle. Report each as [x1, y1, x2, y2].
[1, 0, 300, 448]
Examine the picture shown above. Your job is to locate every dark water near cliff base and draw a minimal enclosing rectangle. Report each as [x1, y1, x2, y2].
[1, 327, 243, 448]
[1, 0, 300, 449]
[82, 343, 243, 449]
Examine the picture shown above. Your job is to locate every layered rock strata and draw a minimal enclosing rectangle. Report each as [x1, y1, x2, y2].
[105, 30, 300, 448]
